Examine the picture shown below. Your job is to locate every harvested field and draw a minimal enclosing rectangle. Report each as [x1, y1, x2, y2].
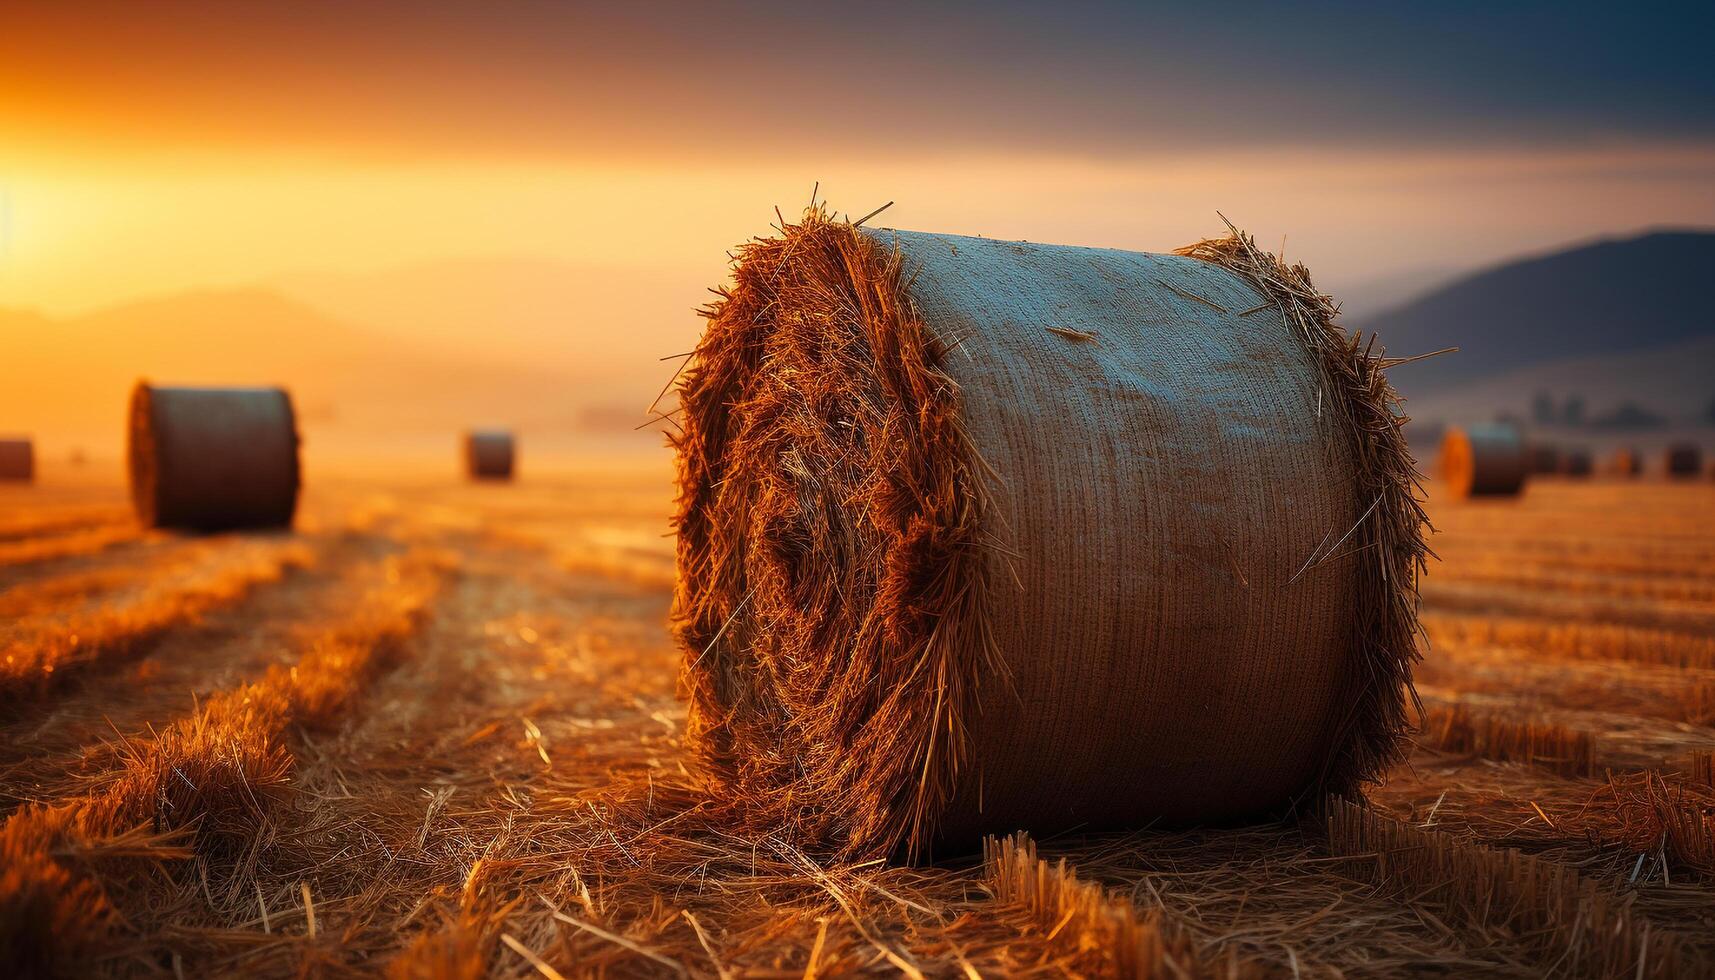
[2, 467, 1713, 977]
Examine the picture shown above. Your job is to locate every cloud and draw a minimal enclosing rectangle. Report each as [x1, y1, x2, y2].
[3, 2, 1711, 162]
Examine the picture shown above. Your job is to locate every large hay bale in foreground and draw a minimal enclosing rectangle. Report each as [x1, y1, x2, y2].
[1440, 425, 1527, 499]
[464, 430, 515, 481]
[128, 383, 300, 530]
[1666, 443, 1703, 479]
[674, 209, 1426, 859]
[0, 438, 32, 482]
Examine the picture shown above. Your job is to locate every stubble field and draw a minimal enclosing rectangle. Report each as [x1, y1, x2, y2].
[2, 464, 1713, 978]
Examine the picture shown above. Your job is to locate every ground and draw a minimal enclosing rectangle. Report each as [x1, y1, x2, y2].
[2, 464, 1713, 978]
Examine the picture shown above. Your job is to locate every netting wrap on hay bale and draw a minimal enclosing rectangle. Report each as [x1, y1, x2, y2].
[673, 209, 1427, 859]
[1440, 425, 1527, 499]
[464, 430, 515, 480]
[0, 438, 32, 482]
[128, 383, 300, 531]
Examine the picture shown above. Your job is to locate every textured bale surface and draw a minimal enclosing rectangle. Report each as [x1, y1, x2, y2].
[1666, 443, 1703, 478]
[0, 438, 32, 482]
[128, 383, 300, 530]
[1441, 425, 1527, 499]
[674, 210, 1425, 859]
[465, 431, 515, 480]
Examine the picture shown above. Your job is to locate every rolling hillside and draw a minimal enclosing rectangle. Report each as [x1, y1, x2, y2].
[1364, 230, 1715, 424]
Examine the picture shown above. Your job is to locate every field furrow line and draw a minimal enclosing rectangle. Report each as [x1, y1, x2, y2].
[1431, 565, 1715, 605]
[0, 524, 150, 573]
[1324, 797, 1705, 978]
[1423, 611, 1715, 671]
[1421, 580, 1715, 634]
[0, 537, 321, 702]
[0, 547, 454, 976]
[0, 536, 412, 814]
[0, 506, 132, 544]
[1418, 689, 1715, 771]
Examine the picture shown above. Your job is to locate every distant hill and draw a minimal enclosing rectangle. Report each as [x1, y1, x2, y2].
[272, 256, 707, 377]
[1363, 230, 1715, 393]
[1407, 333, 1715, 429]
[0, 289, 660, 461]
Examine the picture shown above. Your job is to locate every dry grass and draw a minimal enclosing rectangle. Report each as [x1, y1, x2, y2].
[1433, 562, 1715, 604]
[1423, 612, 1715, 670]
[1, 454, 1712, 976]
[1418, 701, 1597, 776]
[1422, 578, 1715, 634]
[0, 524, 145, 570]
[0, 548, 451, 975]
[0, 536, 317, 700]
[1325, 797, 1694, 978]
[982, 833, 1207, 978]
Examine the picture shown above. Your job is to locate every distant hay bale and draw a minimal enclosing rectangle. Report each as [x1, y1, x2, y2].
[1559, 447, 1593, 477]
[1666, 443, 1704, 479]
[1610, 447, 1643, 477]
[1440, 425, 1527, 499]
[674, 208, 1426, 859]
[464, 430, 515, 481]
[127, 383, 300, 530]
[0, 437, 33, 483]
[1527, 442, 1561, 475]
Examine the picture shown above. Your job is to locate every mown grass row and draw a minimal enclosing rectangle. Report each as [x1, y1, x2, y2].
[1409, 703, 1715, 891]
[0, 548, 453, 976]
[1423, 611, 1715, 670]
[1432, 563, 1715, 604]
[1, 537, 318, 701]
[0, 524, 146, 571]
[1325, 798, 1696, 978]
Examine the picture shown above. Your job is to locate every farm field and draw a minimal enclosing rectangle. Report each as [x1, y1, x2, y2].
[3, 466, 1714, 978]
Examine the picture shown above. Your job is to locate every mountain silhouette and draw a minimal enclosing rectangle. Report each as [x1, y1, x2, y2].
[1363, 230, 1715, 393]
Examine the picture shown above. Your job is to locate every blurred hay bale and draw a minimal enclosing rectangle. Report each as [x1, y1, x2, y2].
[673, 207, 1426, 859]
[1527, 442, 1561, 475]
[1559, 447, 1593, 477]
[127, 382, 300, 531]
[1666, 442, 1704, 478]
[1440, 424, 1527, 498]
[1609, 446, 1643, 477]
[0, 437, 33, 483]
[464, 430, 515, 481]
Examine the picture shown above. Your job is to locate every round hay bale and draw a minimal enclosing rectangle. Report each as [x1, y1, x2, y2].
[1666, 443, 1703, 479]
[128, 383, 300, 530]
[1527, 442, 1561, 475]
[1560, 447, 1593, 477]
[0, 437, 33, 482]
[464, 430, 515, 481]
[1610, 447, 1643, 477]
[673, 209, 1426, 859]
[1440, 425, 1527, 499]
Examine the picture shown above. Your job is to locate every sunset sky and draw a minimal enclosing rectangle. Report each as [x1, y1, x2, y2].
[2, 2, 1713, 456]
